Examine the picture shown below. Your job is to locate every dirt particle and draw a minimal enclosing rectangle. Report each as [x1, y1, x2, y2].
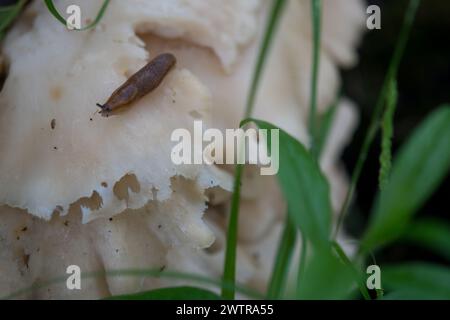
[23, 254, 30, 269]
[50, 86, 63, 101]
[101, 182, 108, 188]
[21, 226, 28, 232]
[63, 220, 69, 227]
[50, 118, 56, 130]
[53, 146, 58, 150]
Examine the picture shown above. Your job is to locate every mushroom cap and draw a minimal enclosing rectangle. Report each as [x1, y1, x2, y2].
[0, 0, 250, 221]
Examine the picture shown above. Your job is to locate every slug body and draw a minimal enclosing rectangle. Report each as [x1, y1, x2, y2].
[97, 53, 176, 117]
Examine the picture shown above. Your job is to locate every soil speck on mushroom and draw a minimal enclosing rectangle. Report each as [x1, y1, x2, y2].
[50, 85, 63, 101]
[50, 118, 56, 130]
[23, 254, 30, 269]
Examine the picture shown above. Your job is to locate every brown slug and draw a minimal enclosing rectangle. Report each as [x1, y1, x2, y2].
[97, 53, 176, 117]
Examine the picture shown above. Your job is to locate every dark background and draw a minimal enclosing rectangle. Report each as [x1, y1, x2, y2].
[0, 0, 18, 6]
[342, 0, 450, 265]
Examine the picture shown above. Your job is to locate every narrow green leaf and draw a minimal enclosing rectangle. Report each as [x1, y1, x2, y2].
[402, 218, 450, 261]
[242, 118, 332, 247]
[0, 0, 27, 39]
[296, 232, 308, 296]
[308, 0, 322, 159]
[107, 286, 220, 300]
[382, 263, 450, 300]
[267, 214, 296, 299]
[43, 0, 110, 31]
[244, 0, 287, 119]
[362, 106, 450, 252]
[221, 163, 243, 300]
[316, 98, 338, 158]
[379, 79, 398, 190]
[332, 242, 371, 300]
[43, 0, 66, 25]
[222, 0, 288, 300]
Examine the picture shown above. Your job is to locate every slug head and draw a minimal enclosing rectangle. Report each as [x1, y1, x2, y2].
[96, 103, 112, 117]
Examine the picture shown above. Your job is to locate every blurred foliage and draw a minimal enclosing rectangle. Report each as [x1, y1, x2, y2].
[0, 0, 26, 40]
[107, 286, 221, 300]
[343, 0, 450, 247]
[362, 106, 450, 251]
[382, 263, 450, 299]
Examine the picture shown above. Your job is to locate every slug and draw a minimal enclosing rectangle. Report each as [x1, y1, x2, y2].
[97, 53, 177, 117]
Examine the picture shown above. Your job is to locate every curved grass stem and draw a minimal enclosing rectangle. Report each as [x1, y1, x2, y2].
[334, 0, 421, 239]
[308, 0, 322, 160]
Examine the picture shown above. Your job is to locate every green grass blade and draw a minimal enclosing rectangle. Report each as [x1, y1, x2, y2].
[332, 242, 371, 300]
[44, 0, 110, 31]
[0, 0, 27, 30]
[382, 263, 450, 299]
[0, 0, 27, 40]
[43, 0, 66, 25]
[402, 218, 450, 261]
[107, 286, 220, 300]
[308, 0, 322, 159]
[362, 106, 450, 252]
[221, 0, 288, 300]
[334, 0, 421, 238]
[296, 232, 308, 296]
[221, 163, 243, 300]
[379, 79, 398, 190]
[267, 214, 296, 299]
[316, 96, 339, 158]
[244, 0, 287, 118]
[297, 0, 323, 294]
